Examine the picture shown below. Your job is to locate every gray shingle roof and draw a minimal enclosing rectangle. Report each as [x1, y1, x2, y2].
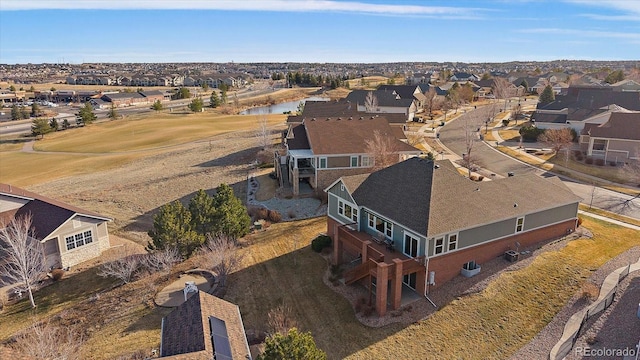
[161, 291, 250, 359]
[582, 112, 640, 140]
[340, 159, 581, 237]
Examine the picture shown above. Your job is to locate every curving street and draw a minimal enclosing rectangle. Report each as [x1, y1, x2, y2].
[438, 104, 640, 220]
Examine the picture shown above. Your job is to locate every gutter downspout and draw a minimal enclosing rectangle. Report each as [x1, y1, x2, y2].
[159, 318, 164, 357]
[423, 254, 437, 308]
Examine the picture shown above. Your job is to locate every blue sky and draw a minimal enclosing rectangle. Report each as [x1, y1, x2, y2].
[0, 0, 639, 64]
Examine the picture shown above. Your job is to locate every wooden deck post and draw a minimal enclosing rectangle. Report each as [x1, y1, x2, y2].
[375, 263, 390, 316]
[391, 259, 403, 310]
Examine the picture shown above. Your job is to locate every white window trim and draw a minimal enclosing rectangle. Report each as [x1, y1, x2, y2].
[447, 233, 458, 251]
[367, 212, 393, 239]
[350, 156, 358, 167]
[403, 231, 420, 258]
[337, 198, 359, 224]
[515, 217, 525, 233]
[434, 237, 444, 255]
[65, 229, 94, 251]
[361, 155, 373, 167]
[318, 157, 327, 169]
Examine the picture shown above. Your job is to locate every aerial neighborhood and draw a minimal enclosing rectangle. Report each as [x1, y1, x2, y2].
[0, 56, 639, 359]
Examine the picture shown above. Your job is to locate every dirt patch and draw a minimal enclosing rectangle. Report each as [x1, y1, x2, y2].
[253, 169, 278, 201]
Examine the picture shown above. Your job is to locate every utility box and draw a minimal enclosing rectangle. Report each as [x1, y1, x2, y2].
[505, 250, 519, 262]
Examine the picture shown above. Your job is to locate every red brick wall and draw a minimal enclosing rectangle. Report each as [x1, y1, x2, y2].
[427, 219, 577, 289]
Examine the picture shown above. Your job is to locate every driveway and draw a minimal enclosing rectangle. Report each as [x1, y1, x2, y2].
[438, 105, 640, 220]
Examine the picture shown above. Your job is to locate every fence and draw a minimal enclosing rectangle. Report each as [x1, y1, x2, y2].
[549, 258, 639, 360]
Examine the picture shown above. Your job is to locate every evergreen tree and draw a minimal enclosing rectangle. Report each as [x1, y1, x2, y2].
[9, 85, 15, 91]
[147, 201, 205, 258]
[49, 118, 59, 131]
[152, 99, 163, 111]
[520, 80, 529, 93]
[62, 119, 70, 130]
[211, 183, 251, 240]
[188, 189, 217, 235]
[77, 102, 97, 124]
[221, 89, 227, 104]
[107, 103, 118, 119]
[176, 87, 191, 99]
[604, 70, 624, 84]
[539, 85, 555, 103]
[31, 118, 52, 139]
[30, 103, 41, 117]
[11, 104, 22, 120]
[210, 91, 221, 108]
[189, 97, 204, 112]
[257, 328, 326, 360]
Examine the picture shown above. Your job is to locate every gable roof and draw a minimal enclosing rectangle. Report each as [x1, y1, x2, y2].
[338, 159, 580, 237]
[161, 291, 250, 359]
[346, 157, 435, 235]
[345, 90, 414, 108]
[288, 100, 408, 124]
[581, 112, 640, 140]
[303, 117, 419, 155]
[376, 85, 419, 99]
[102, 92, 145, 101]
[0, 183, 111, 240]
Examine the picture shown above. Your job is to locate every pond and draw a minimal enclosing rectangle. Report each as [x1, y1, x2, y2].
[239, 96, 330, 115]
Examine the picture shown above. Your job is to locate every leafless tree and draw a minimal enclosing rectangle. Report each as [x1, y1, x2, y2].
[267, 303, 298, 335]
[200, 234, 243, 288]
[365, 130, 400, 171]
[12, 320, 83, 360]
[492, 77, 512, 112]
[538, 128, 574, 155]
[255, 115, 272, 150]
[364, 91, 378, 112]
[143, 247, 181, 275]
[0, 215, 45, 308]
[97, 246, 142, 285]
[461, 113, 483, 178]
[627, 67, 640, 82]
[423, 87, 441, 119]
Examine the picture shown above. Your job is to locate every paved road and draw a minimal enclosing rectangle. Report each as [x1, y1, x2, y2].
[438, 104, 640, 220]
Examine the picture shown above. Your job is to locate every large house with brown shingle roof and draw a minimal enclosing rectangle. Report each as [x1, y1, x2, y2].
[579, 111, 640, 163]
[160, 291, 250, 360]
[325, 158, 580, 316]
[0, 184, 111, 269]
[278, 116, 421, 195]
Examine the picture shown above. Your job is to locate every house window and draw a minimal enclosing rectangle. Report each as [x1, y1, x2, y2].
[592, 139, 607, 151]
[350, 156, 358, 167]
[368, 213, 392, 238]
[448, 234, 458, 251]
[404, 233, 419, 258]
[318, 157, 327, 169]
[516, 217, 525, 233]
[338, 200, 344, 216]
[361, 156, 373, 167]
[434, 237, 444, 254]
[65, 230, 93, 251]
[403, 272, 417, 289]
[351, 207, 358, 222]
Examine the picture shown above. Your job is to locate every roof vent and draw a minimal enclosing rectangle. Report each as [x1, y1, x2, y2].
[434, 164, 440, 169]
[475, 188, 480, 191]
[513, 203, 518, 208]
[348, 117, 352, 120]
[326, 117, 330, 121]
[337, 117, 341, 120]
[310, 117, 315, 121]
[359, 117, 363, 120]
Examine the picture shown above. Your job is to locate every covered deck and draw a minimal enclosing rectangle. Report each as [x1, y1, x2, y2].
[332, 224, 426, 316]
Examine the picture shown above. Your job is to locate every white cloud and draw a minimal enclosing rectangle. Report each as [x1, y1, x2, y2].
[565, 0, 640, 21]
[0, 0, 484, 18]
[520, 28, 640, 40]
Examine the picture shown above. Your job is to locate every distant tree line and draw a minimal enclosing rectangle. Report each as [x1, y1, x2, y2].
[272, 71, 349, 89]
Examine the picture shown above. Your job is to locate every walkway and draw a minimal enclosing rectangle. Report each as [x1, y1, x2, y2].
[154, 270, 216, 307]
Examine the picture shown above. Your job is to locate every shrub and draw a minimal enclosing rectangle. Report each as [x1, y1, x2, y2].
[573, 150, 582, 157]
[501, 119, 510, 127]
[51, 268, 65, 281]
[609, 161, 617, 167]
[580, 282, 599, 301]
[594, 158, 605, 166]
[267, 209, 282, 223]
[287, 210, 296, 219]
[470, 175, 478, 181]
[585, 157, 593, 165]
[477, 175, 484, 181]
[519, 125, 545, 142]
[311, 234, 332, 252]
[256, 149, 273, 165]
[577, 217, 583, 227]
[256, 207, 269, 220]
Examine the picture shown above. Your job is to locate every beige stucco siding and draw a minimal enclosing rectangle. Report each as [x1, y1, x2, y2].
[0, 195, 30, 212]
[50, 215, 110, 268]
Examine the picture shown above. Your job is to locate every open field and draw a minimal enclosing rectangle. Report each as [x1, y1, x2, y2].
[33, 113, 286, 153]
